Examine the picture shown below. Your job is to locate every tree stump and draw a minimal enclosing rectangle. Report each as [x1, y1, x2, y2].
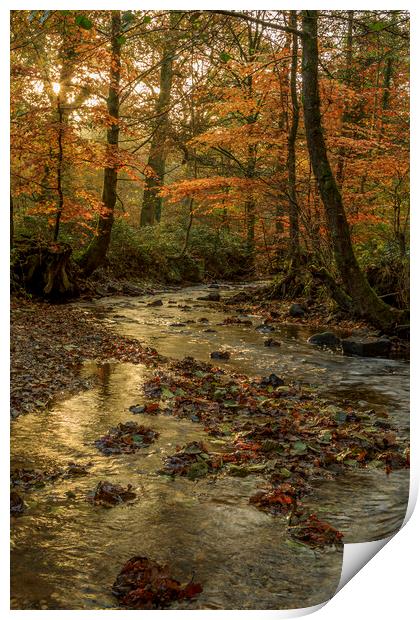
[11, 239, 78, 300]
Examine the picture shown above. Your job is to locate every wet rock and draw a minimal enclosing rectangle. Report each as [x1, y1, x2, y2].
[260, 373, 285, 387]
[208, 283, 220, 288]
[341, 336, 391, 358]
[288, 303, 306, 318]
[210, 351, 230, 360]
[255, 324, 275, 333]
[11, 491, 24, 515]
[307, 332, 341, 348]
[264, 338, 281, 347]
[169, 322, 186, 327]
[223, 316, 253, 326]
[88, 481, 136, 507]
[204, 328, 216, 333]
[198, 291, 221, 302]
[129, 404, 146, 414]
[198, 317, 209, 323]
[147, 299, 163, 307]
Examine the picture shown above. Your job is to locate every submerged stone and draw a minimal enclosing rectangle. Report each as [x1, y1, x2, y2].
[210, 351, 230, 360]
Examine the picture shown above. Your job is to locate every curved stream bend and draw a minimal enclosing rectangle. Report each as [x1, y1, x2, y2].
[11, 283, 409, 610]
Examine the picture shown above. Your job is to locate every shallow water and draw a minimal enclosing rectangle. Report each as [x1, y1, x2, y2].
[11, 282, 409, 609]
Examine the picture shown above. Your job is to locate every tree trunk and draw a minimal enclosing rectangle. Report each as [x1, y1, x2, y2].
[53, 94, 64, 242]
[301, 10, 402, 329]
[335, 10, 353, 188]
[140, 13, 178, 226]
[10, 192, 14, 250]
[78, 11, 121, 276]
[287, 10, 300, 262]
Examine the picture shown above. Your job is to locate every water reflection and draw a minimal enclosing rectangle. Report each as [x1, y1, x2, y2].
[11, 283, 409, 609]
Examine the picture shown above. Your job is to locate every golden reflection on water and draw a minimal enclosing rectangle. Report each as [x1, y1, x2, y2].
[11, 284, 409, 609]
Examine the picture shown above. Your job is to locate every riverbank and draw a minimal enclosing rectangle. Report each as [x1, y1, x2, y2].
[10, 279, 409, 419]
[10, 297, 165, 419]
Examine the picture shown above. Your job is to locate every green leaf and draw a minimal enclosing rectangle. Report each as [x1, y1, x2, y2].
[370, 21, 385, 32]
[143, 15, 152, 24]
[335, 411, 347, 424]
[161, 386, 175, 399]
[116, 35, 127, 45]
[291, 440, 307, 455]
[319, 430, 332, 444]
[220, 51, 231, 63]
[122, 11, 135, 23]
[75, 15, 93, 30]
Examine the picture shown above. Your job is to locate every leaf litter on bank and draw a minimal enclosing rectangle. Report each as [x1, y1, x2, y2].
[112, 556, 202, 609]
[11, 299, 166, 418]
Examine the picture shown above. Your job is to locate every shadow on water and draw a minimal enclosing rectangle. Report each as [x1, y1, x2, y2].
[11, 283, 409, 609]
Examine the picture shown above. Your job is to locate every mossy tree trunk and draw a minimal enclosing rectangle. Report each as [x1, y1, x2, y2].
[287, 10, 300, 263]
[301, 10, 403, 329]
[78, 11, 121, 276]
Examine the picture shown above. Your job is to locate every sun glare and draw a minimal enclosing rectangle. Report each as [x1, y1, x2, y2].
[52, 82, 61, 95]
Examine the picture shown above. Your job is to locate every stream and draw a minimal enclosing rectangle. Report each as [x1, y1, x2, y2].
[11, 282, 410, 610]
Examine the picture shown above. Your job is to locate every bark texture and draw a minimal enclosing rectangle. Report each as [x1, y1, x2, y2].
[78, 11, 121, 276]
[301, 10, 402, 329]
[140, 13, 179, 226]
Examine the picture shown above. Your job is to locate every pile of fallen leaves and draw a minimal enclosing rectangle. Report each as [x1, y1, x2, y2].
[95, 421, 159, 455]
[159, 441, 221, 480]
[10, 491, 24, 516]
[250, 484, 299, 515]
[135, 355, 408, 544]
[289, 513, 344, 548]
[11, 466, 63, 490]
[87, 481, 136, 507]
[11, 299, 164, 418]
[112, 556, 202, 609]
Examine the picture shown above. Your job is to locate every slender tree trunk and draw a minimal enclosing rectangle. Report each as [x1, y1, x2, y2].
[287, 10, 300, 262]
[10, 192, 14, 249]
[78, 11, 121, 276]
[245, 144, 256, 259]
[301, 10, 401, 329]
[336, 10, 353, 188]
[53, 95, 64, 242]
[140, 13, 178, 226]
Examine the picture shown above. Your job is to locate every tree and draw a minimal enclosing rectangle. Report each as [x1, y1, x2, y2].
[140, 12, 181, 226]
[300, 10, 404, 328]
[78, 11, 122, 276]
